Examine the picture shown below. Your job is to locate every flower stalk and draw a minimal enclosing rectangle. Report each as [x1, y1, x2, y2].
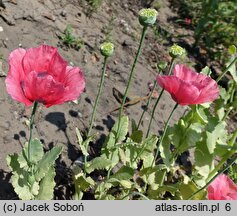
[145, 57, 175, 138]
[87, 56, 108, 137]
[137, 81, 157, 130]
[116, 26, 148, 141]
[27, 101, 38, 165]
[151, 103, 178, 168]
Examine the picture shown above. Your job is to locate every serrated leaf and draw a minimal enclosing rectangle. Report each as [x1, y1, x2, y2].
[7, 153, 19, 172]
[7, 154, 36, 200]
[159, 127, 173, 169]
[130, 130, 143, 143]
[140, 135, 158, 159]
[110, 166, 134, 181]
[86, 157, 113, 173]
[140, 166, 166, 189]
[205, 117, 227, 154]
[107, 178, 132, 189]
[131, 119, 138, 133]
[194, 140, 214, 179]
[179, 181, 207, 200]
[148, 184, 179, 199]
[112, 115, 129, 143]
[118, 148, 126, 164]
[120, 180, 132, 189]
[95, 182, 113, 200]
[18, 139, 44, 167]
[201, 66, 212, 76]
[35, 146, 63, 181]
[76, 128, 89, 156]
[74, 173, 95, 192]
[35, 166, 56, 200]
[171, 120, 203, 154]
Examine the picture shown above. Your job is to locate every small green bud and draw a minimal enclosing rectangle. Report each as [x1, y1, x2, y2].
[100, 42, 114, 57]
[138, 8, 158, 27]
[169, 44, 186, 58]
[157, 61, 168, 71]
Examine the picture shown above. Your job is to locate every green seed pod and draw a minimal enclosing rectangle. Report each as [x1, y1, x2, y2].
[100, 42, 114, 57]
[138, 8, 158, 27]
[169, 44, 186, 58]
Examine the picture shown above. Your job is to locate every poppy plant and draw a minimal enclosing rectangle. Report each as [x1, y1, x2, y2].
[5, 44, 85, 107]
[156, 64, 219, 106]
[208, 174, 237, 200]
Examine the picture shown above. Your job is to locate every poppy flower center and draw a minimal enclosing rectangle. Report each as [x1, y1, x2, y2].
[37, 71, 48, 77]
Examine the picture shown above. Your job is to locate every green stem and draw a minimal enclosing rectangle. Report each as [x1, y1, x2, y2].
[85, 57, 108, 172]
[137, 81, 157, 130]
[216, 57, 237, 83]
[116, 26, 147, 141]
[188, 153, 237, 200]
[28, 101, 38, 164]
[87, 57, 108, 137]
[145, 58, 175, 138]
[151, 103, 178, 168]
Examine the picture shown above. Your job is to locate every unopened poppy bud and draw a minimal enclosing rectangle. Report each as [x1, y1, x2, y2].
[157, 61, 168, 71]
[100, 42, 114, 57]
[138, 8, 158, 27]
[169, 44, 186, 58]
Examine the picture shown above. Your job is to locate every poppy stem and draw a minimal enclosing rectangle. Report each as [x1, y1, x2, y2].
[151, 103, 178, 168]
[28, 101, 38, 165]
[87, 57, 108, 137]
[145, 57, 175, 138]
[216, 56, 237, 83]
[115, 26, 147, 142]
[137, 81, 157, 130]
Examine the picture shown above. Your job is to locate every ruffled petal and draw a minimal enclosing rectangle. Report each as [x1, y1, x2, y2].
[157, 75, 180, 94]
[22, 71, 65, 107]
[173, 64, 199, 81]
[60, 66, 85, 102]
[157, 75, 200, 105]
[5, 48, 32, 106]
[194, 78, 219, 104]
[48, 49, 67, 82]
[22, 44, 58, 75]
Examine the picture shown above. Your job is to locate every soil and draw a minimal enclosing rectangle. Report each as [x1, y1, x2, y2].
[0, 0, 235, 200]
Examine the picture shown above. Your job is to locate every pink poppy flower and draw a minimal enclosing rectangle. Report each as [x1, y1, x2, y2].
[208, 174, 237, 200]
[5, 44, 85, 107]
[156, 64, 219, 105]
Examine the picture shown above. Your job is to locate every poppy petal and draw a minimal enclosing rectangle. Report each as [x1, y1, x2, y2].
[61, 66, 85, 102]
[5, 48, 32, 106]
[22, 44, 58, 75]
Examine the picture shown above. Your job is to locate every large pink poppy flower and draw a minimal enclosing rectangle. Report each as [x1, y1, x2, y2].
[208, 174, 237, 200]
[156, 64, 219, 105]
[5, 44, 85, 107]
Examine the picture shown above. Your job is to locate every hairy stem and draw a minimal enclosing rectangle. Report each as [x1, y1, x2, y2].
[87, 57, 108, 137]
[137, 81, 157, 130]
[145, 58, 175, 138]
[116, 26, 147, 142]
[151, 103, 178, 168]
[28, 101, 38, 165]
